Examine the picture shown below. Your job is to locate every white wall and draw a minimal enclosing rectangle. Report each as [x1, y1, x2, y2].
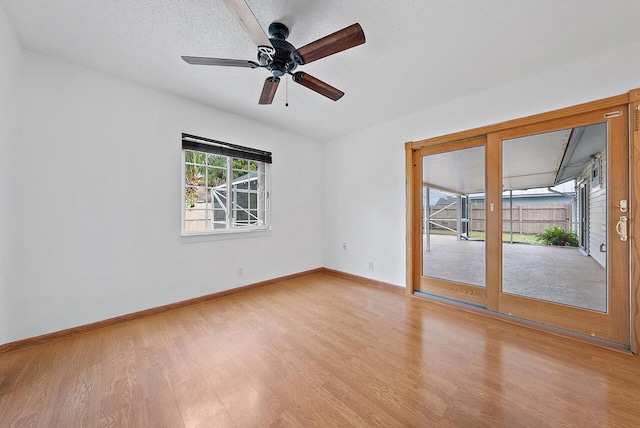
[323, 41, 640, 287]
[0, 7, 21, 345]
[5, 50, 323, 344]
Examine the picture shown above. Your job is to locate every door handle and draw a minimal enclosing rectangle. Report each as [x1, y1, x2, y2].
[615, 216, 628, 241]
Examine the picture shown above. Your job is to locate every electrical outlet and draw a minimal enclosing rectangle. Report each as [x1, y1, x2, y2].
[237, 267, 244, 277]
[342, 243, 347, 250]
[368, 261, 374, 270]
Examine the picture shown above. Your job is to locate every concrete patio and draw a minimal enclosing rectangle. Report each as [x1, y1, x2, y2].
[423, 234, 607, 312]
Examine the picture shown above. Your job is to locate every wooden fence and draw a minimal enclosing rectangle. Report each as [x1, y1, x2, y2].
[429, 203, 573, 235]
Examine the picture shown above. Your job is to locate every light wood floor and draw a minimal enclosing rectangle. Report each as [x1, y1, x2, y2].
[1, 272, 640, 427]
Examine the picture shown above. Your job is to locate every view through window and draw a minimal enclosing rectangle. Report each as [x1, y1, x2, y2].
[182, 135, 271, 234]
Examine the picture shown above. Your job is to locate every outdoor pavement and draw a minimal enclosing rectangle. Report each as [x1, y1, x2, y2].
[423, 234, 607, 312]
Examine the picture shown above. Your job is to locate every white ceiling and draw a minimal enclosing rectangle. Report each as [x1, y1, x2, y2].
[3, 0, 640, 141]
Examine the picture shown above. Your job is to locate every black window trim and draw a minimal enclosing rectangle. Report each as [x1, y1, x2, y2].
[182, 133, 272, 164]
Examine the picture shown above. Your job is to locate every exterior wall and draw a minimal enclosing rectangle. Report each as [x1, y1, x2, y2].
[588, 148, 607, 268]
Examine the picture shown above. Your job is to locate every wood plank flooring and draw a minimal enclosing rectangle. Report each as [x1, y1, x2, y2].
[1, 272, 640, 427]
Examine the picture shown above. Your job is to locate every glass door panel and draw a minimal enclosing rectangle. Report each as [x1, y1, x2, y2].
[420, 142, 487, 306]
[501, 123, 607, 312]
[493, 107, 630, 345]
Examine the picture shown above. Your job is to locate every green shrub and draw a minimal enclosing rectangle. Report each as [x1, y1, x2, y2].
[535, 226, 579, 247]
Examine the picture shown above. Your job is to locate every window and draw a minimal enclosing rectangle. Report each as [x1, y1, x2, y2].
[591, 157, 601, 187]
[182, 134, 271, 234]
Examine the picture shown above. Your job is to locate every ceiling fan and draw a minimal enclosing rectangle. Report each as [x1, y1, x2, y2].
[181, 0, 366, 104]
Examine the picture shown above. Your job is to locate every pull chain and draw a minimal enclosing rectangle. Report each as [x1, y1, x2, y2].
[285, 75, 289, 107]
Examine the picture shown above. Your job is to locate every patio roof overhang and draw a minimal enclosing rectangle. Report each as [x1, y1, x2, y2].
[422, 122, 607, 194]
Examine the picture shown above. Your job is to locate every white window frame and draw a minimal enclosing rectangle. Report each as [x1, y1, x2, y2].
[181, 148, 271, 236]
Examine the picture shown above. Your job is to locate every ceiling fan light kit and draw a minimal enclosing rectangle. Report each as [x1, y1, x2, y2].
[181, 0, 365, 105]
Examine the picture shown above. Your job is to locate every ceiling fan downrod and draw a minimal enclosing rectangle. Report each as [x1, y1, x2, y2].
[259, 22, 297, 78]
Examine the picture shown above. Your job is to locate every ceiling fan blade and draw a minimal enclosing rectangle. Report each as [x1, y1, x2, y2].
[182, 56, 259, 68]
[259, 77, 280, 104]
[293, 23, 365, 65]
[292, 72, 344, 101]
[223, 0, 274, 52]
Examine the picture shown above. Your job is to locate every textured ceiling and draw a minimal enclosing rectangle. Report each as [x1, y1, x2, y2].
[3, 0, 640, 141]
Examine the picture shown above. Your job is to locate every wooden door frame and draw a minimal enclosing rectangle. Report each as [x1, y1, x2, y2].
[630, 89, 640, 355]
[406, 90, 640, 353]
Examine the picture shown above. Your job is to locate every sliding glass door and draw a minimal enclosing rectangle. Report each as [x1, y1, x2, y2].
[489, 106, 630, 345]
[412, 104, 630, 346]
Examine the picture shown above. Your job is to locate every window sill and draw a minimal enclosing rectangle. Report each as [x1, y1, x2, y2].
[180, 227, 271, 242]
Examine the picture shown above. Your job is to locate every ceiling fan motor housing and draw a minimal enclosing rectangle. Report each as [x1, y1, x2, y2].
[260, 23, 297, 77]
